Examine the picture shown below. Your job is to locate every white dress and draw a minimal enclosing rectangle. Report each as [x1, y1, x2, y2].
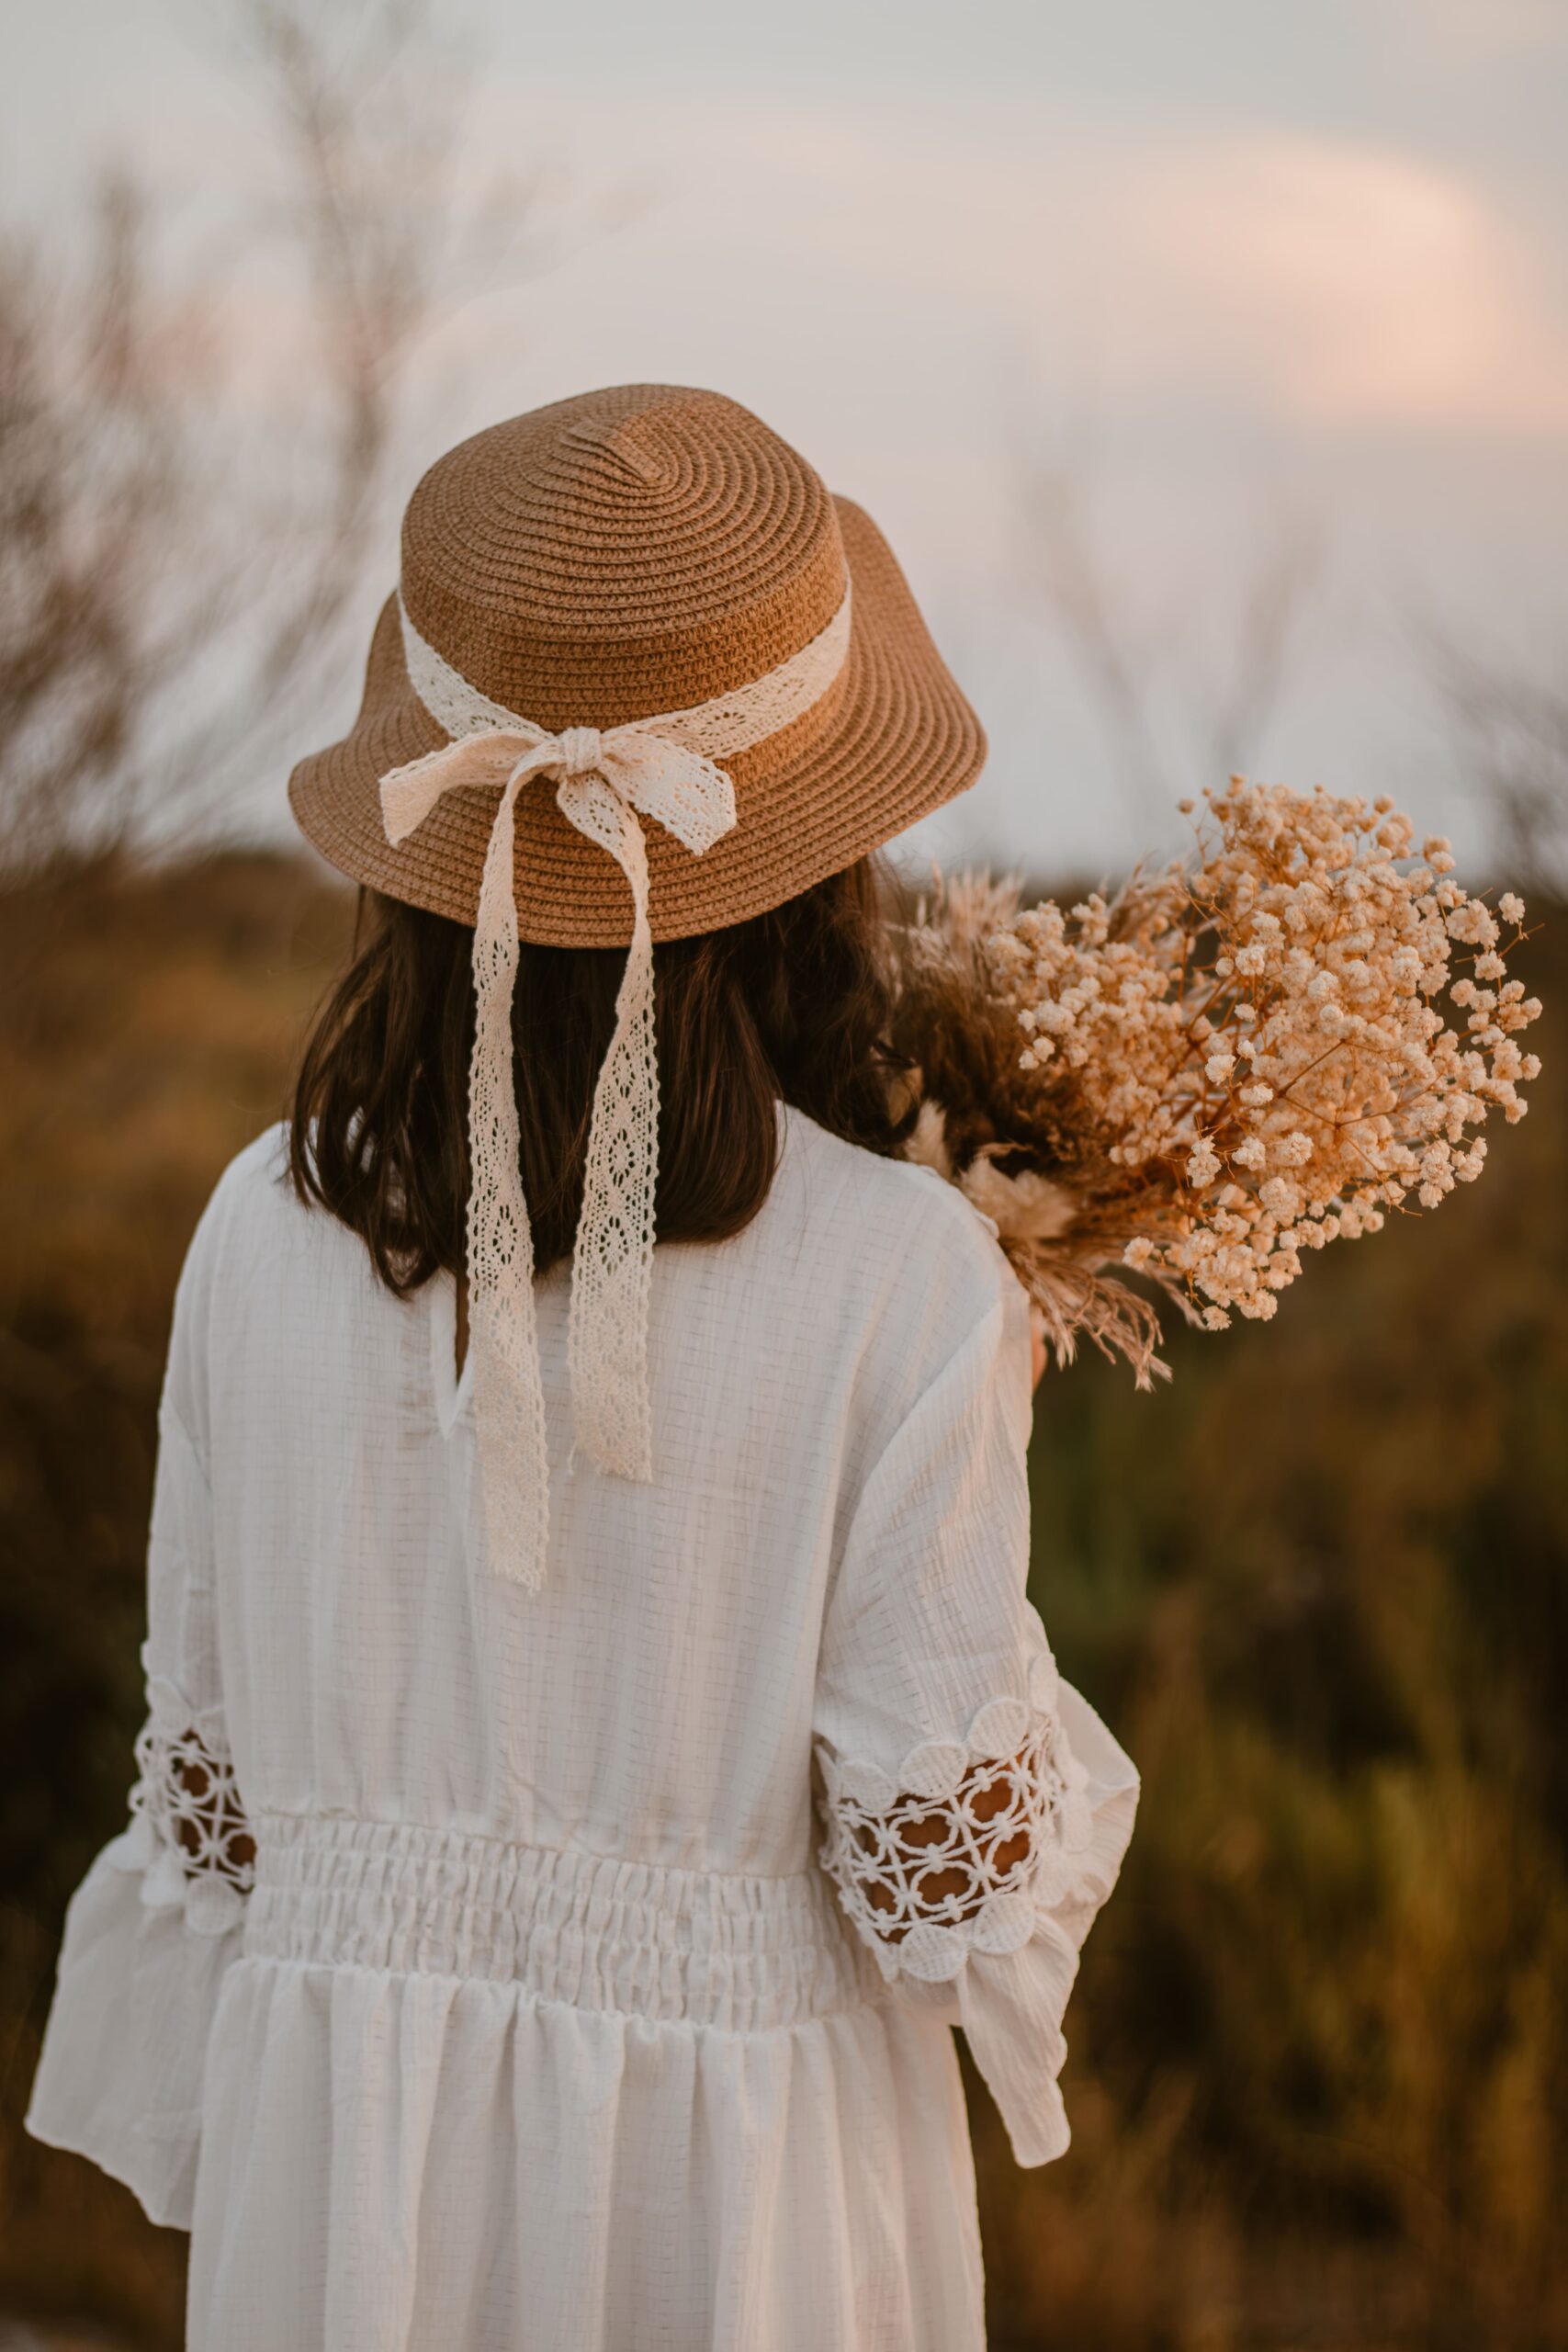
[28, 1110, 1136, 2352]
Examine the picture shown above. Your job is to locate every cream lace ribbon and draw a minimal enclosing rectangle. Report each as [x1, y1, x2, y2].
[379, 584, 853, 1589]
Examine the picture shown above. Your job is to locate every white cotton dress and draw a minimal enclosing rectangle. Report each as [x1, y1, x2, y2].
[28, 1110, 1137, 2352]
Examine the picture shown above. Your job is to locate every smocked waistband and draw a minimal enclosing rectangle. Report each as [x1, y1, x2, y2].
[243, 1813, 872, 2030]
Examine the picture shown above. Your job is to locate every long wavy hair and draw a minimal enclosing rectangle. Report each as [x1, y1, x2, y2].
[289, 856, 913, 1292]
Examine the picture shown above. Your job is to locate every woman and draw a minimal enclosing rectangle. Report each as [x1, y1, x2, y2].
[28, 384, 1137, 2350]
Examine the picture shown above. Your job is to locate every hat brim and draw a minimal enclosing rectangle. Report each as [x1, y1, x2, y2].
[288, 496, 986, 947]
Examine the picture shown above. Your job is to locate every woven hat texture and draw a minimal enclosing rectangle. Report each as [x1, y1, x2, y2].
[288, 382, 986, 945]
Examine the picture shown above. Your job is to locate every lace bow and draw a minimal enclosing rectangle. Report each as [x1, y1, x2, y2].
[381, 586, 852, 1589]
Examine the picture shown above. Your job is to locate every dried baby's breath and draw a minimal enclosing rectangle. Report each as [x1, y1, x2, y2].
[893, 780, 1542, 1385]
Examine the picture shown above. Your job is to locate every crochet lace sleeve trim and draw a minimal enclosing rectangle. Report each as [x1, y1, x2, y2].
[107, 1676, 254, 1936]
[818, 1656, 1095, 1985]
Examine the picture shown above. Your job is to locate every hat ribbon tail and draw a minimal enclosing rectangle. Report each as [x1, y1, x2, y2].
[556, 736, 736, 1486]
[376, 728, 735, 1586]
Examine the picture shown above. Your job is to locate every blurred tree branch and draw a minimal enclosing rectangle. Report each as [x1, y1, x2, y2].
[1017, 463, 1175, 830]
[1427, 636, 1568, 893]
[1016, 435, 1322, 831]
[0, 0, 587, 879]
[0, 177, 186, 869]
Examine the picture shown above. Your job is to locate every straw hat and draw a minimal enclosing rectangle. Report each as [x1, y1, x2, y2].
[288, 382, 985, 945]
[286, 384, 987, 1593]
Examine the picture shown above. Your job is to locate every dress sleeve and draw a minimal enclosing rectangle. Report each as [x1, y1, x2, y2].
[814, 1251, 1138, 2168]
[26, 1245, 253, 2230]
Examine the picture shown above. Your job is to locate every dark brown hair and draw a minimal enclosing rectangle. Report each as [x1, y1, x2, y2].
[290, 857, 913, 1293]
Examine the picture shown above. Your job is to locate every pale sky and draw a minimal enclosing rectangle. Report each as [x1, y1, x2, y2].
[6, 0, 1566, 879]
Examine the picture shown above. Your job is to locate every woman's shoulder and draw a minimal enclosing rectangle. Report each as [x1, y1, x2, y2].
[177, 1123, 330, 1301]
[213, 1119, 293, 1195]
[192, 1122, 296, 1238]
[776, 1106, 1017, 1318]
[773, 1109, 1029, 1459]
[162, 1125, 321, 1439]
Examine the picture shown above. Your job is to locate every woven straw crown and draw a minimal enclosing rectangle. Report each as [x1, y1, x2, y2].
[288, 382, 986, 945]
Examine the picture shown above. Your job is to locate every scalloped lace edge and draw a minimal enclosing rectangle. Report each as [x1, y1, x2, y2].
[107, 1677, 253, 1937]
[818, 1686, 1098, 1985]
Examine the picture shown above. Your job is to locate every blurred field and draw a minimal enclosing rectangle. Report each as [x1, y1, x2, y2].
[0, 853, 1562, 2350]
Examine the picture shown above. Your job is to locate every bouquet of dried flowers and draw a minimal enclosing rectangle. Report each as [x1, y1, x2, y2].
[894, 778, 1542, 1385]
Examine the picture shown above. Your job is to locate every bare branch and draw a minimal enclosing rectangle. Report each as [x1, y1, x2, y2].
[1423, 628, 1568, 892]
[1017, 458, 1175, 830]
[1206, 523, 1323, 781]
[1014, 413, 1324, 827]
[0, 0, 592, 879]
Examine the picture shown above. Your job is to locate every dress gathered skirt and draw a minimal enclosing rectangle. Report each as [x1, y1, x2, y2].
[28, 1112, 1137, 2351]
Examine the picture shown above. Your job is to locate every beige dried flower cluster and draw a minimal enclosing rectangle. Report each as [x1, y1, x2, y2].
[894, 780, 1541, 1384]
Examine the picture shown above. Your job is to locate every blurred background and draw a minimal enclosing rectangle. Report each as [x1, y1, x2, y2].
[0, 3, 1564, 2345]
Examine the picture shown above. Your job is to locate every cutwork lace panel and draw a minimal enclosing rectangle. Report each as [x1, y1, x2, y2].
[818, 1686, 1095, 1985]
[121, 1677, 254, 1936]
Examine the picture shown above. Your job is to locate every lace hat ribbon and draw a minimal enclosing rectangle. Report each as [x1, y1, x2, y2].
[378, 584, 853, 1589]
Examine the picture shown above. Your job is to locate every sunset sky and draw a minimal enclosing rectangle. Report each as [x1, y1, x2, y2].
[6, 0, 1565, 876]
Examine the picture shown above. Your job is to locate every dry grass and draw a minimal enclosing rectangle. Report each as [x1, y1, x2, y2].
[0, 854, 1562, 2349]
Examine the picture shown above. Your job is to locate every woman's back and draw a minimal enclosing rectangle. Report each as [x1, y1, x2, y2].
[195, 1107, 1004, 1871]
